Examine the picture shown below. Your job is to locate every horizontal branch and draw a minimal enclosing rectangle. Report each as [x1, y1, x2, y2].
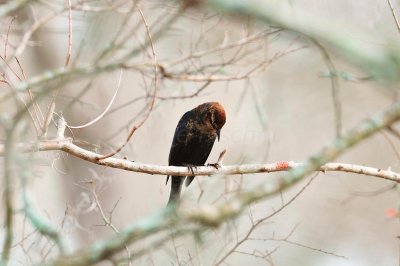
[0, 138, 398, 182]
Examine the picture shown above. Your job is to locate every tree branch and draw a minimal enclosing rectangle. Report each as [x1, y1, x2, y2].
[0, 137, 398, 182]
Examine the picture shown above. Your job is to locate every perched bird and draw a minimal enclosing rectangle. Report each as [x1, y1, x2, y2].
[166, 102, 226, 205]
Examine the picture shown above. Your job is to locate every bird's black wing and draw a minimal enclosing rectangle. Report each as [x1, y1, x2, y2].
[166, 110, 193, 185]
[168, 110, 193, 165]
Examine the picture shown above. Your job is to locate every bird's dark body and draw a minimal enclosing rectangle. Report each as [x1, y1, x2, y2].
[166, 102, 226, 205]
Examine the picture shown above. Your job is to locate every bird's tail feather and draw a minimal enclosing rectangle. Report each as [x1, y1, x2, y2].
[167, 176, 183, 205]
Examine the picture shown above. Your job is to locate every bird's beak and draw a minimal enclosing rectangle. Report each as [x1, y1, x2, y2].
[217, 129, 221, 141]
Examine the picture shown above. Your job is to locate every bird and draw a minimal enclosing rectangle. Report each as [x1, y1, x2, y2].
[166, 102, 226, 205]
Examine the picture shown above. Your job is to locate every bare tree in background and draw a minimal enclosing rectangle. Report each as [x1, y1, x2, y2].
[0, 0, 399, 265]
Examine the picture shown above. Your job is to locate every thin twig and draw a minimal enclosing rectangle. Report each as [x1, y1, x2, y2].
[387, 0, 400, 33]
[15, 56, 44, 123]
[65, 0, 72, 66]
[313, 39, 342, 137]
[3, 17, 15, 59]
[67, 70, 123, 129]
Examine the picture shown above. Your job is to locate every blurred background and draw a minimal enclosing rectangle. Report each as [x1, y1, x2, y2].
[0, 0, 399, 265]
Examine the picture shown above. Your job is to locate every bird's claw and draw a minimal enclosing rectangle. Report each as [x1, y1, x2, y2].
[184, 164, 197, 175]
[207, 163, 221, 170]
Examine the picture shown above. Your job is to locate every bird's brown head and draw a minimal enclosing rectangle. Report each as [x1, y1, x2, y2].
[195, 102, 226, 140]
